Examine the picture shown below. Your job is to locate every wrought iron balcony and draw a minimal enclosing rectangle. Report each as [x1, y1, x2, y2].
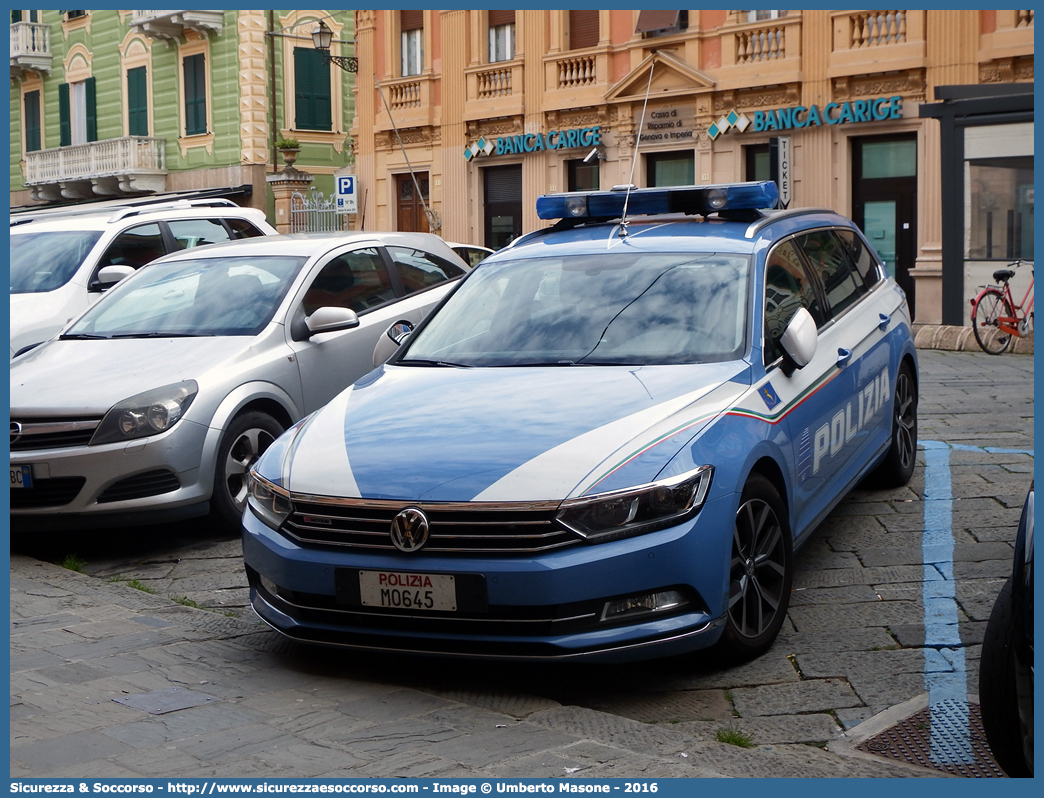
[130, 10, 224, 40]
[24, 136, 167, 202]
[10, 21, 51, 79]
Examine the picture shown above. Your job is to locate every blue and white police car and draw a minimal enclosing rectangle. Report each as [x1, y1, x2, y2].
[242, 181, 917, 663]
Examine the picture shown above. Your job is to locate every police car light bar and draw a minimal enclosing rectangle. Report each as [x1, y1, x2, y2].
[535, 181, 779, 221]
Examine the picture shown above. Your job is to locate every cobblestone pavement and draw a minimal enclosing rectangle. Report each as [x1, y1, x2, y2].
[10, 349, 1033, 776]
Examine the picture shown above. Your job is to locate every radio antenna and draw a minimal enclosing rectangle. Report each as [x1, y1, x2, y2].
[619, 57, 656, 238]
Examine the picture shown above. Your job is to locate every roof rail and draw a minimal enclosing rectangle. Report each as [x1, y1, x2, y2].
[9, 197, 239, 226]
[107, 198, 237, 223]
[744, 207, 836, 239]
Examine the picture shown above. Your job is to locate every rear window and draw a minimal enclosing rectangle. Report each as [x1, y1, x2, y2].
[387, 246, 466, 294]
[836, 229, 883, 291]
[168, 218, 233, 250]
[226, 217, 267, 239]
[795, 230, 867, 318]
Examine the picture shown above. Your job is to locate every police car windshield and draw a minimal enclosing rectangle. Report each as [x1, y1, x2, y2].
[401, 252, 750, 367]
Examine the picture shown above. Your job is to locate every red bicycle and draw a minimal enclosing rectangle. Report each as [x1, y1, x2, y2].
[970, 259, 1034, 355]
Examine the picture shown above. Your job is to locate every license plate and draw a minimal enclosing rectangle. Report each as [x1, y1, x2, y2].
[11, 465, 32, 489]
[359, 570, 456, 612]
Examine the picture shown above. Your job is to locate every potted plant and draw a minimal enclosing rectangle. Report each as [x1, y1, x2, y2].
[274, 137, 300, 167]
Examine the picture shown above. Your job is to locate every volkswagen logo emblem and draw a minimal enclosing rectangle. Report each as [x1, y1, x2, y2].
[390, 507, 429, 553]
[11, 422, 22, 445]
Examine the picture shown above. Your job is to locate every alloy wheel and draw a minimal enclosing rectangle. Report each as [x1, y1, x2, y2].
[893, 370, 916, 471]
[224, 427, 276, 510]
[728, 498, 787, 639]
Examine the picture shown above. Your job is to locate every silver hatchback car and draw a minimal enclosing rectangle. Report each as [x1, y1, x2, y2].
[10, 232, 469, 531]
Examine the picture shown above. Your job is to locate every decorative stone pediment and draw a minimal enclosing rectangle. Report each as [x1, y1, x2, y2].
[606, 51, 716, 104]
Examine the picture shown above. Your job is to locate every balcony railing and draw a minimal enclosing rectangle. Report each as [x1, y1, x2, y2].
[25, 137, 167, 198]
[1016, 10, 1034, 27]
[477, 66, 513, 99]
[828, 10, 924, 77]
[464, 60, 524, 120]
[736, 24, 788, 63]
[130, 10, 223, 40]
[555, 54, 597, 90]
[376, 75, 436, 130]
[388, 80, 421, 110]
[849, 11, 907, 48]
[10, 21, 52, 77]
[715, 15, 802, 88]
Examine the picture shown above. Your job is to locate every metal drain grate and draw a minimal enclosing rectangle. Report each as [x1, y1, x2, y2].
[856, 699, 1006, 778]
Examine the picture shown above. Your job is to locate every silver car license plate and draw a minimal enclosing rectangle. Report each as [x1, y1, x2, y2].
[11, 465, 32, 489]
[359, 570, 456, 611]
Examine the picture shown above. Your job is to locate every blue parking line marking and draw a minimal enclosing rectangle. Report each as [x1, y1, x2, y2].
[919, 440, 1034, 765]
[920, 440, 971, 764]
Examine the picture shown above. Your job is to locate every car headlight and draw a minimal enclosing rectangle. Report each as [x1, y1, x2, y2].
[91, 380, 198, 445]
[557, 465, 713, 543]
[247, 471, 293, 530]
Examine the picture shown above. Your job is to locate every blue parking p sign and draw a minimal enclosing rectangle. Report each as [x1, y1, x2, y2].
[336, 175, 357, 214]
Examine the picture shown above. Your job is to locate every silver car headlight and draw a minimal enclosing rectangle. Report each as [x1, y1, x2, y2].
[557, 465, 713, 543]
[91, 380, 198, 445]
[247, 471, 293, 530]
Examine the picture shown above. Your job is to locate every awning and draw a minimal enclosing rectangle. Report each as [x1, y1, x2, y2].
[635, 10, 680, 33]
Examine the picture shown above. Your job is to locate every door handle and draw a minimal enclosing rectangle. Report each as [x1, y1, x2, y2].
[837, 348, 852, 367]
[878, 313, 890, 330]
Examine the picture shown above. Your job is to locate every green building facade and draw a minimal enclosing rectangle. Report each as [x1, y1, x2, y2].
[10, 10, 355, 215]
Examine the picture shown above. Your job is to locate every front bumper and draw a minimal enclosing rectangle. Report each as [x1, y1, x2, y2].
[242, 492, 736, 663]
[10, 419, 212, 528]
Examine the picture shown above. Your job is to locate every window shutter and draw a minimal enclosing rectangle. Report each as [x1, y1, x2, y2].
[294, 48, 332, 131]
[184, 54, 206, 135]
[488, 10, 514, 27]
[24, 90, 41, 152]
[315, 57, 332, 130]
[569, 10, 599, 49]
[294, 48, 313, 130]
[85, 76, 97, 142]
[401, 10, 422, 31]
[59, 82, 71, 146]
[127, 67, 148, 136]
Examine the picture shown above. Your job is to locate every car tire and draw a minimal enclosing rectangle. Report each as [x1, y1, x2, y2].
[212, 411, 284, 530]
[979, 576, 1031, 778]
[870, 360, 917, 487]
[717, 473, 793, 662]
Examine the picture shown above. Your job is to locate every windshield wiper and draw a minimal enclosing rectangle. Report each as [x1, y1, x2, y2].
[398, 358, 474, 368]
[108, 332, 204, 339]
[59, 332, 109, 340]
[497, 361, 594, 367]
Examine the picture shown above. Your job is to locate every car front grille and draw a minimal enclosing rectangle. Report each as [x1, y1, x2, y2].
[11, 418, 100, 451]
[10, 477, 86, 508]
[282, 496, 582, 554]
[97, 470, 181, 503]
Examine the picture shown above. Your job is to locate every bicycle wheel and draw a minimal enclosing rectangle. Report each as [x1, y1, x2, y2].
[972, 289, 1014, 354]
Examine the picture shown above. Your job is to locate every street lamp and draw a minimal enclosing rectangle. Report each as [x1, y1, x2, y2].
[312, 20, 357, 72]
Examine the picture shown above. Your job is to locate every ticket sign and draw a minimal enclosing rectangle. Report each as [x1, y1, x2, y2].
[770, 137, 791, 209]
[336, 175, 357, 214]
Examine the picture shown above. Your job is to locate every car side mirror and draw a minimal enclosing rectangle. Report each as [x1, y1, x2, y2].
[372, 320, 415, 367]
[779, 307, 817, 375]
[93, 265, 135, 291]
[305, 306, 360, 336]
